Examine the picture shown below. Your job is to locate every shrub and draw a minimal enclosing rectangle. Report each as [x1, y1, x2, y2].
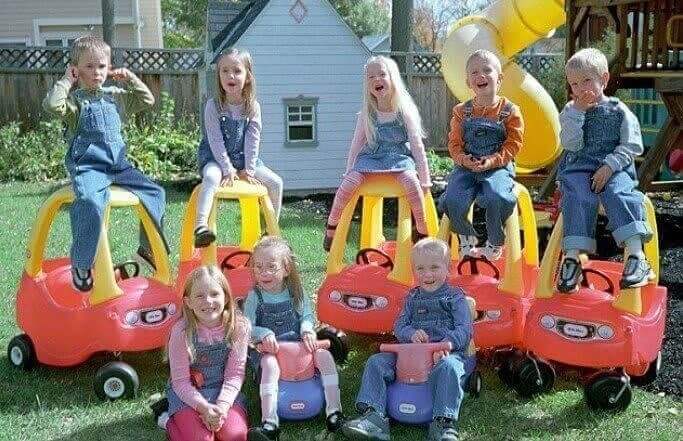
[426, 149, 454, 178]
[0, 93, 200, 182]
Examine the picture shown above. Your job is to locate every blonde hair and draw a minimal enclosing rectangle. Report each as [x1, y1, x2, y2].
[70, 36, 111, 65]
[466, 49, 502, 75]
[250, 236, 304, 310]
[411, 237, 450, 265]
[361, 55, 425, 145]
[215, 48, 257, 117]
[565, 48, 609, 78]
[178, 266, 237, 363]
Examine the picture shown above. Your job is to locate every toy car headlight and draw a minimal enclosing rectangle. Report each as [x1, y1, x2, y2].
[485, 309, 501, 320]
[167, 303, 177, 315]
[329, 290, 342, 302]
[373, 296, 388, 309]
[124, 310, 139, 325]
[540, 315, 556, 329]
[596, 325, 614, 340]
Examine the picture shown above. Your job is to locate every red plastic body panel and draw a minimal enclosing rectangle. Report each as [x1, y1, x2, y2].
[523, 261, 667, 376]
[380, 342, 452, 383]
[15, 258, 181, 367]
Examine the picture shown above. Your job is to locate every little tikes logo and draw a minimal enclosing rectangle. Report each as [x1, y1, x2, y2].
[399, 403, 416, 414]
[290, 402, 306, 411]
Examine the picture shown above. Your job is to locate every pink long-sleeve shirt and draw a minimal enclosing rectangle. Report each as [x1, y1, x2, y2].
[203, 98, 262, 176]
[345, 110, 432, 187]
[167, 316, 250, 412]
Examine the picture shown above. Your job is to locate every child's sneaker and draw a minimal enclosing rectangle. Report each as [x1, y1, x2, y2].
[620, 254, 655, 288]
[247, 422, 280, 441]
[341, 408, 390, 441]
[428, 417, 459, 441]
[458, 235, 478, 258]
[476, 241, 503, 261]
[557, 256, 582, 293]
[193, 225, 216, 248]
[71, 267, 93, 292]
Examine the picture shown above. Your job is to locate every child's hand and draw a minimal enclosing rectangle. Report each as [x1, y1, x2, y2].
[109, 67, 133, 82]
[64, 65, 78, 85]
[221, 169, 237, 187]
[259, 334, 279, 353]
[432, 350, 449, 364]
[573, 90, 598, 112]
[411, 329, 429, 343]
[471, 157, 495, 172]
[238, 170, 260, 185]
[302, 331, 317, 353]
[460, 154, 479, 171]
[591, 165, 614, 193]
[198, 402, 222, 431]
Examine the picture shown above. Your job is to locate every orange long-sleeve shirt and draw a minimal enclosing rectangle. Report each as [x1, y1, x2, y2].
[447, 97, 524, 169]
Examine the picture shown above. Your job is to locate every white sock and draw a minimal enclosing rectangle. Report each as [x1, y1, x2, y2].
[260, 382, 279, 426]
[322, 373, 342, 415]
[624, 235, 645, 259]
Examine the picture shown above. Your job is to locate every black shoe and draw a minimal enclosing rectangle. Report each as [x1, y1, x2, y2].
[71, 267, 93, 292]
[194, 225, 216, 248]
[557, 257, 582, 293]
[323, 224, 337, 252]
[248, 422, 280, 441]
[326, 410, 346, 433]
[136, 246, 157, 271]
[620, 255, 655, 288]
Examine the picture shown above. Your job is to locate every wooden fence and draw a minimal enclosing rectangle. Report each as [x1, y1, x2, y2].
[0, 46, 204, 130]
[0, 47, 561, 149]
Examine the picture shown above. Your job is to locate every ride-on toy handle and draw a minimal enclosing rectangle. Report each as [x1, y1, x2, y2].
[380, 342, 452, 383]
[256, 339, 331, 382]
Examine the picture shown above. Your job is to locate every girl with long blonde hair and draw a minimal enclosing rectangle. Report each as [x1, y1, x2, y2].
[323, 55, 432, 250]
[165, 266, 251, 440]
[194, 48, 284, 248]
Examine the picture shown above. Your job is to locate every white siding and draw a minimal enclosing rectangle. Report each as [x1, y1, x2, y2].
[234, 0, 369, 191]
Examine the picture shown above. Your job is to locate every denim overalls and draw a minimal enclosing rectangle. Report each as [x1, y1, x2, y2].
[198, 112, 262, 172]
[442, 100, 517, 246]
[558, 99, 651, 253]
[166, 333, 247, 418]
[67, 88, 167, 269]
[248, 287, 301, 370]
[352, 113, 416, 172]
[356, 288, 475, 420]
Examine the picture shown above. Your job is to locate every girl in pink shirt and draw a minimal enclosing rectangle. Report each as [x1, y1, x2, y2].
[323, 55, 432, 251]
[165, 266, 251, 441]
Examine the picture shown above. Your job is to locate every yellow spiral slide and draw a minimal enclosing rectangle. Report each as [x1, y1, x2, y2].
[442, 0, 566, 173]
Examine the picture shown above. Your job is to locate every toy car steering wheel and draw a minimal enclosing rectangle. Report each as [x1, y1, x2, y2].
[355, 248, 394, 270]
[220, 250, 252, 271]
[580, 268, 615, 295]
[456, 256, 500, 279]
[113, 260, 140, 280]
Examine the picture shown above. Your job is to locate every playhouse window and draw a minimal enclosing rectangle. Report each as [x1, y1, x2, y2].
[283, 97, 318, 147]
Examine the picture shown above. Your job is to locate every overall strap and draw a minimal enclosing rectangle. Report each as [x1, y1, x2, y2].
[498, 101, 513, 122]
[463, 100, 474, 118]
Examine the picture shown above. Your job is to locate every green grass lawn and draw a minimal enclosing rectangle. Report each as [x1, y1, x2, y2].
[0, 182, 680, 440]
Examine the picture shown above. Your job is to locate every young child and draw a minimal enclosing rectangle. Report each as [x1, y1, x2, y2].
[195, 49, 283, 247]
[165, 265, 250, 441]
[43, 36, 167, 291]
[342, 238, 474, 441]
[557, 48, 653, 291]
[441, 50, 524, 261]
[323, 55, 432, 251]
[243, 236, 345, 441]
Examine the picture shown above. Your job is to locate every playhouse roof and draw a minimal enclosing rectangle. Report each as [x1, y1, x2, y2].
[209, 0, 269, 60]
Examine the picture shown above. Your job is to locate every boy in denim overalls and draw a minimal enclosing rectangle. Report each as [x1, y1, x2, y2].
[342, 239, 474, 441]
[43, 36, 167, 292]
[441, 50, 524, 261]
[556, 48, 653, 292]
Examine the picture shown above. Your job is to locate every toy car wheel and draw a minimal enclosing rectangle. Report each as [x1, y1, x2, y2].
[94, 361, 139, 401]
[631, 351, 662, 386]
[513, 358, 555, 398]
[316, 326, 350, 364]
[7, 334, 36, 370]
[584, 374, 632, 412]
[494, 350, 518, 388]
[467, 370, 482, 398]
